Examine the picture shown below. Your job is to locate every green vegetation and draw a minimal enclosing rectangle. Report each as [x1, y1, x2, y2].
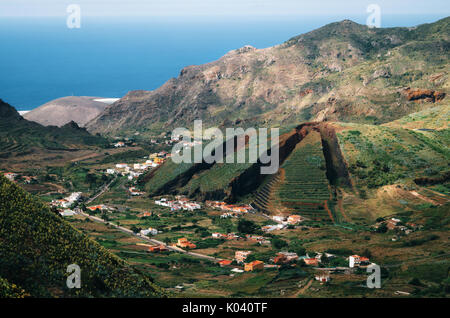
[0, 100, 107, 157]
[273, 131, 332, 221]
[338, 124, 450, 189]
[0, 175, 164, 297]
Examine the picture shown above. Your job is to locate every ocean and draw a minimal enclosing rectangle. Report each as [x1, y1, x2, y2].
[0, 14, 446, 110]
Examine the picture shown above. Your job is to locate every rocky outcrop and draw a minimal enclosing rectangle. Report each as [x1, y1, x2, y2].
[403, 88, 446, 103]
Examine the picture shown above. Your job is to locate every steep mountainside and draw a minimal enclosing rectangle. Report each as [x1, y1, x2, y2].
[0, 99, 107, 158]
[142, 107, 449, 220]
[0, 175, 165, 297]
[383, 102, 449, 130]
[24, 96, 108, 127]
[88, 17, 449, 135]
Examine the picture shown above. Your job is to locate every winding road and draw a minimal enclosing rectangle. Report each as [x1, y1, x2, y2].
[74, 206, 221, 263]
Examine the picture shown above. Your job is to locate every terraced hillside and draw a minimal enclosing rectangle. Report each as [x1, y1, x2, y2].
[271, 131, 334, 222]
[143, 124, 308, 202]
[252, 171, 284, 214]
[0, 175, 165, 297]
[142, 107, 449, 223]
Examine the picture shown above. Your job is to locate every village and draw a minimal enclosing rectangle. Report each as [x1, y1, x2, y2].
[0, 142, 429, 297]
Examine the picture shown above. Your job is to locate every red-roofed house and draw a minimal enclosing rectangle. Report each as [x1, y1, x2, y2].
[218, 260, 233, 267]
[304, 258, 319, 266]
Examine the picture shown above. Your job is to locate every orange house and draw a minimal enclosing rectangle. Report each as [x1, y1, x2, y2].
[244, 260, 264, 272]
[218, 260, 233, 267]
[177, 238, 196, 249]
[303, 258, 319, 266]
[149, 246, 161, 253]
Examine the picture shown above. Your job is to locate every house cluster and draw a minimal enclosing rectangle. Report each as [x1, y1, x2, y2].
[155, 197, 202, 211]
[206, 201, 254, 218]
[51, 192, 82, 208]
[108, 152, 170, 181]
[176, 238, 196, 249]
[245, 234, 271, 245]
[211, 232, 243, 241]
[139, 227, 159, 236]
[3, 172, 37, 184]
[374, 217, 421, 235]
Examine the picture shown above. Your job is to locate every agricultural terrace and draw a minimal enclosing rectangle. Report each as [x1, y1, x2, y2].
[273, 131, 332, 222]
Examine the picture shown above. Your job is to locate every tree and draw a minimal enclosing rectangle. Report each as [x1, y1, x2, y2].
[271, 237, 288, 250]
[289, 239, 306, 256]
[131, 225, 141, 234]
[321, 253, 329, 265]
[237, 219, 259, 234]
[362, 248, 372, 258]
[376, 223, 388, 233]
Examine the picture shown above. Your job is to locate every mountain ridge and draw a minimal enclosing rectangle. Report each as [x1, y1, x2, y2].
[0, 99, 108, 157]
[87, 17, 449, 135]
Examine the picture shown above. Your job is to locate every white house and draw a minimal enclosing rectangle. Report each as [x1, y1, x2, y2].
[315, 273, 331, 283]
[349, 255, 370, 268]
[4, 172, 17, 181]
[273, 215, 286, 223]
[67, 192, 82, 202]
[155, 199, 170, 207]
[60, 209, 76, 217]
[106, 169, 116, 175]
[116, 163, 128, 169]
[140, 228, 158, 236]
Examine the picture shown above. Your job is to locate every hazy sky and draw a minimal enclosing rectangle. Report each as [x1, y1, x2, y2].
[1, 0, 449, 17]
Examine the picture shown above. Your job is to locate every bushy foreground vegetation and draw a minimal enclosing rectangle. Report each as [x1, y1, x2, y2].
[0, 175, 165, 298]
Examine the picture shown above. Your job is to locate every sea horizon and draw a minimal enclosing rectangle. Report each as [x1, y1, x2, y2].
[1, 14, 447, 111]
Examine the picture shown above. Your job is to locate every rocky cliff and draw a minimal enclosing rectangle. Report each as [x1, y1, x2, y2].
[87, 17, 449, 135]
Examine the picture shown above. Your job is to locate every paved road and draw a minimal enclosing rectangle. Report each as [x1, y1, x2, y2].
[86, 176, 118, 204]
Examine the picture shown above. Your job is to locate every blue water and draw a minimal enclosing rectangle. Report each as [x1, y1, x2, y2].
[0, 14, 446, 110]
